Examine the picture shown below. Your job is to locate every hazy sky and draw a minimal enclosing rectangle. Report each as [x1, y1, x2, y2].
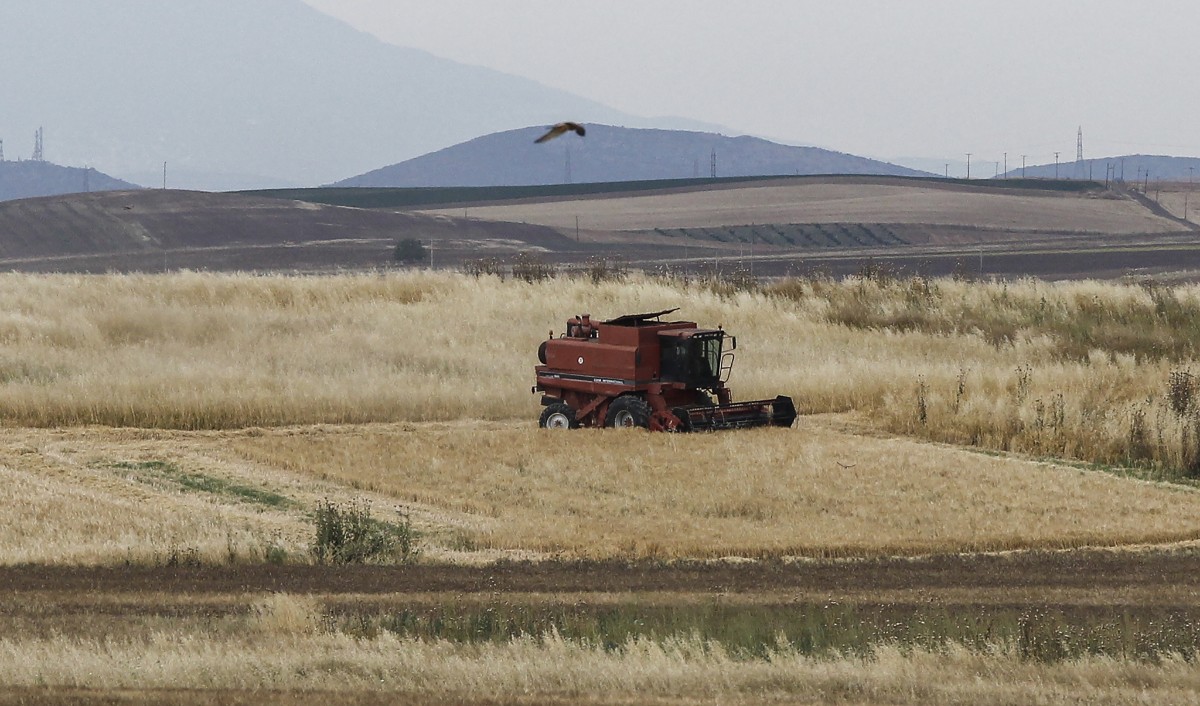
[301, 0, 1200, 169]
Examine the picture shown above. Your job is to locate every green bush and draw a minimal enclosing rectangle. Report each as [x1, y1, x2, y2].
[310, 498, 418, 565]
[394, 238, 429, 265]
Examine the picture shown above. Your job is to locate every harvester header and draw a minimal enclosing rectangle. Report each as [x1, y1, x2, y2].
[533, 309, 796, 431]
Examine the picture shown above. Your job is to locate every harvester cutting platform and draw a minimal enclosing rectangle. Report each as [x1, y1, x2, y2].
[533, 308, 796, 431]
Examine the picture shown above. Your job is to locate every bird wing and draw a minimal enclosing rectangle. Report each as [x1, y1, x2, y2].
[534, 122, 585, 143]
[534, 124, 569, 143]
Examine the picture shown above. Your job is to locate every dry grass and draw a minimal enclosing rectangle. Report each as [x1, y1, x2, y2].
[5, 419, 1200, 565]
[2, 605, 1199, 705]
[3, 271, 761, 428]
[768, 275, 1200, 475]
[6, 270, 1200, 563]
[422, 180, 1181, 233]
[230, 420, 1200, 560]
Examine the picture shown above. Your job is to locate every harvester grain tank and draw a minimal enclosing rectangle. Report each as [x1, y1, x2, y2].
[533, 308, 796, 431]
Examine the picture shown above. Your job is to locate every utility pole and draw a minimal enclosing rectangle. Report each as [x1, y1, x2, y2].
[163, 162, 167, 189]
[1003, 152, 1007, 179]
[1021, 155, 1027, 178]
[1054, 152, 1060, 179]
[965, 153, 972, 179]
[710, 149, 717, 178]
[1187, 166, 1195, 221]
[944, 163, 949, 178]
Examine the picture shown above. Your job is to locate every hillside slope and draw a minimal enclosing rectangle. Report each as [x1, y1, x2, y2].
[0, 161, 140, 202]
[334, 125, 930, 187]
[0, 190, 572, 272]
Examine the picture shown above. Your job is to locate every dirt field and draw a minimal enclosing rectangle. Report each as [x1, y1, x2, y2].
[2, 177, 1198, 280]
[421, 177, 1181, 234]
[3, 547, 1197, 605]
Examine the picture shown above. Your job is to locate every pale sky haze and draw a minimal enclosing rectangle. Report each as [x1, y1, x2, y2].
[301, 0, 1200, 169]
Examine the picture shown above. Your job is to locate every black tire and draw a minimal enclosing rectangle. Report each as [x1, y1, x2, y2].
[539, 402, 577, 429]
[604, 396, 652, 429]
[671, 407, 694, 433]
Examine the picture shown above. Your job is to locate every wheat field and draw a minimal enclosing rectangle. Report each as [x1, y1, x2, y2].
[7, 418, 1200, 566]
[6, 270, 1200, 704]
[4, 270, 1200, 564]
[3, 270, 1200, 474]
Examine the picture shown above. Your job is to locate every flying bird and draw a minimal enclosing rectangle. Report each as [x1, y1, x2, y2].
[535, 122, 586, 143]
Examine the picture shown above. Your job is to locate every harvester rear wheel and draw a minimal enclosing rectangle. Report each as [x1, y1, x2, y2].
[604, 396, 651, 429]
[539, 402, 578, 429]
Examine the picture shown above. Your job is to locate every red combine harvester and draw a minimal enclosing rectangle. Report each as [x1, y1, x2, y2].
[533, 308, 796, 431]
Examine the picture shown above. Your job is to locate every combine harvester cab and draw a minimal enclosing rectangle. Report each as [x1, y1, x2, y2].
[533, 308, 796, 431]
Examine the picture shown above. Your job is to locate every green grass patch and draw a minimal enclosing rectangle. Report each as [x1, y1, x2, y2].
[110, 460, 292, 508]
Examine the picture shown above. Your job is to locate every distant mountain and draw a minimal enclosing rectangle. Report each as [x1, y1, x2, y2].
[0, 161, 140, 202]
[333, 125, 932, 187]
[0, 0, 727, 191]
[1001, 155, 1200, 182]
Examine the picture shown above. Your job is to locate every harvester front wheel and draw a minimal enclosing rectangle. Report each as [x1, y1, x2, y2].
[539, 402, 578, 429]
[605, 396, 651, 429]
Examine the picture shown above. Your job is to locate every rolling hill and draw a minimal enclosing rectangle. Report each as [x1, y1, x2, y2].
[333, 125, 931, 187]
[1003, 154, 1200, 182]
[0, 160, 140, 202]
[3, 176, 1198, 280]
[0, 189, 571, 273]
